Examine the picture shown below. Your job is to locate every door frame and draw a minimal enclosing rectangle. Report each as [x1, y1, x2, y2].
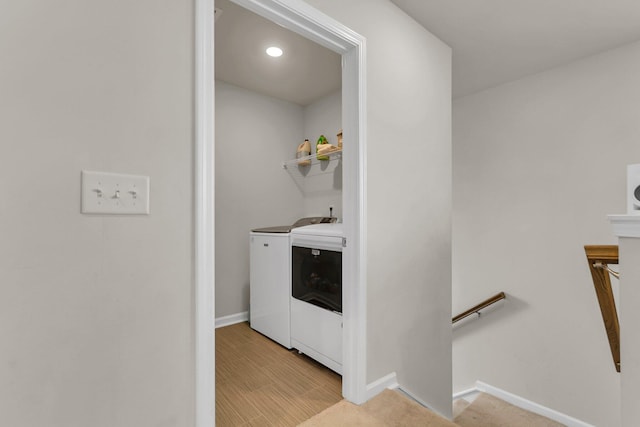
[195, 0, 215, 425]
[195, 0, 367, 424]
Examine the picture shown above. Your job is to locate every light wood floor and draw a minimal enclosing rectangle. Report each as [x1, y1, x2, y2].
[216, 322, 342, 426]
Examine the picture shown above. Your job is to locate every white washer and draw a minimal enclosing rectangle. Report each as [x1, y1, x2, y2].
[290, 223, 344, 374]
[249, 217, 335, 349]
[249, 231, 291, 348]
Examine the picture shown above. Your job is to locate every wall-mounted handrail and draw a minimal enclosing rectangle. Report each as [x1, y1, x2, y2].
[585, 245, 620, 372]
[593, 262, 620, 280]
[452, 292, 506, 324]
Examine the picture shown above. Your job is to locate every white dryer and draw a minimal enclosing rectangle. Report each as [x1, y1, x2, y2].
[290, 223, 344, 374]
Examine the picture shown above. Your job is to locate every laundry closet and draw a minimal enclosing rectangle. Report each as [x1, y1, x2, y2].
[214, 0, 343, 374]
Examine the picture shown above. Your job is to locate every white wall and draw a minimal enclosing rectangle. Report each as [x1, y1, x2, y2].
[302, 90, 343, 219]
[303, 0, 453, 417]
[619, 236, 640, 427]
[0, 1, 194, 426]
[215, 81, 305, 318]
[453, 40, 640, 426]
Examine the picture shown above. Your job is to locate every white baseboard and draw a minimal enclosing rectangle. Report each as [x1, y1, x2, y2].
[452, 386, 481, 402]
[367, 374, 450, 420]
[396, 385, 433, 410]
[457, 381, 594, 427]
[397, 384, 454, 420]
[365, 372, 398, 401]
[215, 311, 248, 328]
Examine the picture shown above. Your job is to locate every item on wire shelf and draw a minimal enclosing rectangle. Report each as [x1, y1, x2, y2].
[337, 130, 343, 150]
[316, 135, 330, 160]
[317, 143, 340, 156]
[297, 139, 311, 166]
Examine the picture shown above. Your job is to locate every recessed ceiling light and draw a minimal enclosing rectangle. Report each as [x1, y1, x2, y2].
[266, 46, 283, 57]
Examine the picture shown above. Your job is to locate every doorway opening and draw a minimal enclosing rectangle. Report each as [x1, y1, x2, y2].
[215, 0, 343, 421]
[195, 0, 367, 424]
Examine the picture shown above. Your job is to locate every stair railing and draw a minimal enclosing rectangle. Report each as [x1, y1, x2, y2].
[453, 292, 506, 324]
[584, 245, 620, 372]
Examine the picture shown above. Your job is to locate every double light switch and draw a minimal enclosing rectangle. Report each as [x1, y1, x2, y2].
[81, 170, 150, 214]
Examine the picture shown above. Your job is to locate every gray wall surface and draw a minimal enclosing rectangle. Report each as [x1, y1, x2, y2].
[303, 0, 453, 417]
[620, 237, 640, 427]
[453, 39, 640, 427]
[0, 1, 194, 426]
[302, 90, 343, 220]
[215, 81, 305, 318]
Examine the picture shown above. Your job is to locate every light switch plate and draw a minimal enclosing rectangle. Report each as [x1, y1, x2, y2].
[81, 170, 150, 214]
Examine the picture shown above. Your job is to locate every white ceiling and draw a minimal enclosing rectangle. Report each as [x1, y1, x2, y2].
[390, 0, 640, 97]
[215, 0, 341, 106]
[216, 0, 640, 101]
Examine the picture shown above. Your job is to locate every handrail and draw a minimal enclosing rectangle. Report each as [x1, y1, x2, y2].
[452, 292, 506, 324]
[585, 245, 620, 372]
[593, 262, 620, 279]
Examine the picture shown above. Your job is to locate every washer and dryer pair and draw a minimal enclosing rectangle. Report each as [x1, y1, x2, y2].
[249, 218, 343, 374]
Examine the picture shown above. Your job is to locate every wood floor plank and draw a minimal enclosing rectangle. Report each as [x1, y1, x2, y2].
[216, 380, 263, 421]
[241, 415, 270, 427]
[264, 359, 327, 399]
[299, 385, 344, 416]
[216, 322, 342, 426]
[244, 384, 312, 426]
[215, 387, 251, 426]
